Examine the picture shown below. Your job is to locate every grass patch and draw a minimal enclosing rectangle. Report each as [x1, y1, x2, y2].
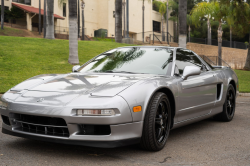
[92, 37, 115, 42]
[234, 70, 250, 93]
[0, 27, 23, 36]
[0, 36, 132, 93]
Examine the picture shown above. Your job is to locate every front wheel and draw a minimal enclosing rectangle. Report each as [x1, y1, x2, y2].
[140, 92, 171, 151]
[214, 84, 236, 122]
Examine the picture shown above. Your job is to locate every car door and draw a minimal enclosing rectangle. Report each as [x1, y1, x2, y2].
[175, 49, 218, 122]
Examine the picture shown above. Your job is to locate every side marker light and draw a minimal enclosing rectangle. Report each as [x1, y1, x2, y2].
[133, 106, 142, 112]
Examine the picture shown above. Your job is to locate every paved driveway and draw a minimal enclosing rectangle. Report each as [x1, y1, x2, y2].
[0, 97, 250, 166]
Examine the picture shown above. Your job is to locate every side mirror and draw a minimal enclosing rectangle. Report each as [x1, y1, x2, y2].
[72, 65, 81, 72]
[182, 66, 201, 80]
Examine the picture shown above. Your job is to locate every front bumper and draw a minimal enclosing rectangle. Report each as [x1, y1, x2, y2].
[0, 94, 143, 148]
[1, 116, 143, 147]
[2, 128, 141, 148]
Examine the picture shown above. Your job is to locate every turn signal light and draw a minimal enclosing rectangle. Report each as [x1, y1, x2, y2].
[133, 106, 142, 112]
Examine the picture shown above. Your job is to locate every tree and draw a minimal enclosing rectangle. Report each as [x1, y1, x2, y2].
[39, 0, 41, 35]
[43, 0, 47, 38]
[45, 0, 55, 39]
[115, 0, 122, 43]
[191, 2, 214, 45]
[123, 0, 126, 38]
[191, 1, 228, 63]
[78, 0, 80, 39]
[210, 2, 228, 65]
[187, 14, 192, 43]
[168, 0, 179, 42]
[153, 0, 166, 41]
[68, 0, 79, 65]
[178, 0, 188, 48]
[81, 0, 85, 40]
[225, 3, 234, 48]
[166, 0, 169, 43]
[6, 6, 25, 23]
[1, 0, 4, 30]
[217, 0, 250, 70]
[242, 2, 250, 70]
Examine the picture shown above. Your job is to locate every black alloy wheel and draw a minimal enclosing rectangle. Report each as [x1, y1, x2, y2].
[214, 84, 236, 122]
[226, 87, 235, 118]
[140, 92, 171, 151]
[155, 101, 169, 143]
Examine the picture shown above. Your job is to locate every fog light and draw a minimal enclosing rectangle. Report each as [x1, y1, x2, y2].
[76, 109, 115, 116]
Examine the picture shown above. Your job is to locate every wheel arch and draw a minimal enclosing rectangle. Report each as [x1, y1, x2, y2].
[229, 79, 236, 95]
[147, 87, 176, 129]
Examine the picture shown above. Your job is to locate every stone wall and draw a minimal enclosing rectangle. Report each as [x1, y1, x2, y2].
[186, 43, 247, 69]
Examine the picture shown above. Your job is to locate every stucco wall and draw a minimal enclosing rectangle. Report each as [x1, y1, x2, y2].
[1, 0, 174, 38]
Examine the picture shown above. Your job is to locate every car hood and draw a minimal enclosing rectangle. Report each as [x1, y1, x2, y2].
[4, 73, 152, 106]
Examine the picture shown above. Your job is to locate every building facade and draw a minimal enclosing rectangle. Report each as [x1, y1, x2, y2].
[0, 0, 174, 41]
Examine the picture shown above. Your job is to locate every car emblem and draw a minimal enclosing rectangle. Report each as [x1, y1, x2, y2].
[37, 98, 44, 102]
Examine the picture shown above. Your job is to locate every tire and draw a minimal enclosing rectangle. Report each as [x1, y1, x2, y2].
[214, 84, 236, 122]
[140, 92, 171, 151]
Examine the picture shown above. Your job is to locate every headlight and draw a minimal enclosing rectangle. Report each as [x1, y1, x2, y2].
[0, 98, 8, 109]
[76, 109, 116, 116]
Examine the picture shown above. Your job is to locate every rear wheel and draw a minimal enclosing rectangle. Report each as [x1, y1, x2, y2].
[140, 92, 171, 151]
[214, 84, 236, 122]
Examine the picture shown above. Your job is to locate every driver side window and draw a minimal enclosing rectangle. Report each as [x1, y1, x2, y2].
[175, 49, 204, 75]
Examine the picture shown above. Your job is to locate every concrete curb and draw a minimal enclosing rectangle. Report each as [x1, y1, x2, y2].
[239, 93, 250, 97]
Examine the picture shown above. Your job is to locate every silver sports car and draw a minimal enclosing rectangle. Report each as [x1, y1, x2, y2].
[1, 46, 239, 151]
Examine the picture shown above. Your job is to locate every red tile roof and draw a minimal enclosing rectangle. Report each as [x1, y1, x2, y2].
[12, 2, 64, 20]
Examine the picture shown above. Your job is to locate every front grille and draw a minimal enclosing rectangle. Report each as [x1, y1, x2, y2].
[13, 113, 69, 137]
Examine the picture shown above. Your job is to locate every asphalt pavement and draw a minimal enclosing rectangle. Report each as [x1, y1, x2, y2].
[0, 97, 250, 166]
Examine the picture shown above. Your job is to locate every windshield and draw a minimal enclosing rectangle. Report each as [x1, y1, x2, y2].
[79, 47, 174, 75]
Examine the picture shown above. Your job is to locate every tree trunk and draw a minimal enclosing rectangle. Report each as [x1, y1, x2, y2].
[68, 0, 79, 65]
[178, 0, 187, 48]
[174, 21, 178, 42]
[207, 19, 211, 45]
[126, 0, 129, 38]
[166, 0, 169, 43]
[78, 0, 80, 39]
[123, 0, 126, 38]
[115, 0, 122, 43]
[1, 0, 4, 30]
[142, 0, 145, 43]
[45, 0, 55, 39]
[81, 8, 85, 40]
[188, 26, 191, 43]
[162, 16, 165, 42]
[39, 0, 41, 35]
[243, 29, 250, 71]
[43, 0, 46, 38]
[230, 27, 232, 48]
[217, 22, 223, 66]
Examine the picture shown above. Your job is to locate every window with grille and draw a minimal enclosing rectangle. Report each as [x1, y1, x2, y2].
[153, 21, 161, 33]
[12, 0, 31, 5]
